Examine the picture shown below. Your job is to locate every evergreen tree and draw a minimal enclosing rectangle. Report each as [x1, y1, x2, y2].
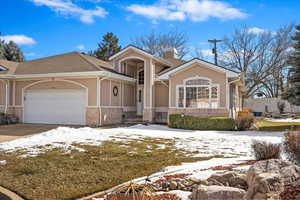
[0, 36, 5, 60]
[3, 41, 24, 62]
[91, 32, 121, 61]
[282, 25, 300, 105]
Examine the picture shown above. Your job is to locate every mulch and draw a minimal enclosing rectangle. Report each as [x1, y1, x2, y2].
[104, 193, 182, 200]
[280, 184, 300, 200]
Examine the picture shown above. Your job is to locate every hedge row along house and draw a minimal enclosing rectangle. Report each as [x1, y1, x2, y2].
[0, 45, 244, 126]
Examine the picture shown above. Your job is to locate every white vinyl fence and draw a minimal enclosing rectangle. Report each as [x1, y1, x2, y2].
[244, 98, 300, 113]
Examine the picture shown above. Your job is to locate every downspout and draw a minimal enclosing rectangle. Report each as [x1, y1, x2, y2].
[4, 80, 9, 114]
[98, 77, 108, 126]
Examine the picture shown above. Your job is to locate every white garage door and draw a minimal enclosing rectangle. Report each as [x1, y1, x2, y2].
[24, 89, 86, 125]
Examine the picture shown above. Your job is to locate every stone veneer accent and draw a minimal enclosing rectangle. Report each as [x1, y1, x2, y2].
[143, 108, 155, 122]
[86, 108, 100, 127]
[100, 107, 123, 126]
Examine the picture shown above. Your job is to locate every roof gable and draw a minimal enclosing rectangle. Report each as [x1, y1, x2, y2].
[158, 58, 238, 80]
[109, 45, 173, 66]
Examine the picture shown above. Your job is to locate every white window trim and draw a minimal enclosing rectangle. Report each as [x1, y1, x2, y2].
[176, 76, 220, 109]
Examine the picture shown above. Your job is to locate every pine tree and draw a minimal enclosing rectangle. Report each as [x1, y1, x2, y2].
[3, 41, 24, 62]
[282, 25, 300, 105]
[0, 36, 5, 60]
[91, 32, 121, 61]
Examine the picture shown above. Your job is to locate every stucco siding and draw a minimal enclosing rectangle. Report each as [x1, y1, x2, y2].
[123, 83, 135, 106]
[14, 78, 97, 107]
[100, 79, 110, 106]
[15, 80, 37, 106]
[155, 82, 169, 107]
[170, 63, 227, 108]
[68, 78, 97, 106]
[0, 81, 5, 105]
[111, 80, 121, 106]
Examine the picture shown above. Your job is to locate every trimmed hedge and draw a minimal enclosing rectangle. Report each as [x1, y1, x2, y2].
[169, 114, 235, 131]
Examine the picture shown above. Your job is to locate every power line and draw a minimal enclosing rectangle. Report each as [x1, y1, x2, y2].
[208, 39, 222, 65]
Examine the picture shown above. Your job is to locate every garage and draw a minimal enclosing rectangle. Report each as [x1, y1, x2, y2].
[24, 89, 86, 125]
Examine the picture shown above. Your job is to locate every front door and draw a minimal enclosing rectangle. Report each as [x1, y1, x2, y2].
[137, 87, 144, 116]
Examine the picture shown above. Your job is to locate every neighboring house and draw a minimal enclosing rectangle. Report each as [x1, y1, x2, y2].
[0, 45, 244, 126]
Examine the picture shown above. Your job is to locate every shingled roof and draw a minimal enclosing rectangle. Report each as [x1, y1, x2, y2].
[14, 52, 114, 75]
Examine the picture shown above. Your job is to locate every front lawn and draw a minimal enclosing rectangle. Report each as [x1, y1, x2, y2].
[0, 125, 283, 200]
[0, 138, 219, 200]
[255, 118, 300, 131]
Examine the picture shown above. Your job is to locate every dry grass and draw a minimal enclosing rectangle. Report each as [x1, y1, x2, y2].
[284, 131, 300, 164]
[251, 140, 281, 160]
[0, 138, 222, 200]
[254, 119, 300, 131]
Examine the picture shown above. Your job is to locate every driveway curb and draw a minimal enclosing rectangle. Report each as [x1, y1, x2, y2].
[0, 186, 24, 200]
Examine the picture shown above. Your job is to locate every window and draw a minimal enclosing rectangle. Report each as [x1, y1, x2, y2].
[178, 87, 184, 107]
[138, 70, 144, 85]
[177, 77, 219, 108]
[0, 65, 8, 71]
[138, 90, 142, 102]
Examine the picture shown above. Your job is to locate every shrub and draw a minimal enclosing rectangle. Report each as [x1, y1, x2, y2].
[169, 114, 235, 131]
[251, 140, 281, 160]
[277, 102, 286, 114]
[284, 131, 300, 164]
[235, 116, 254, 131]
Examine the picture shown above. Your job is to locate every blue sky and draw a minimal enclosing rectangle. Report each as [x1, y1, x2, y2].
[1, 0, 299, 61]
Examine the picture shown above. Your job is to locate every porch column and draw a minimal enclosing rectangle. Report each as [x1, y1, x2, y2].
[143, 59, 155, 122]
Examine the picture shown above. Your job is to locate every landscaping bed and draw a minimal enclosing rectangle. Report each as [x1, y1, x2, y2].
[254, 118, 300, 131]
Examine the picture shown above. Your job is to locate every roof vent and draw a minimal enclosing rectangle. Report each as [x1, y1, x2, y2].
[163, 48, 178, 59]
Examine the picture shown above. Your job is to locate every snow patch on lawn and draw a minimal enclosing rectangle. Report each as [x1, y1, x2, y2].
[265, 118, 300, 123]
[0, 160, 7, 165]
[0, 127, 111, 156]
[0, 125, 283, 159]
[102, 124, 283, 158]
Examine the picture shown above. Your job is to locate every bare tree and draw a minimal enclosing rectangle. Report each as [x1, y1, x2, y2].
[220, 24, 294, 98]
[132, 30, 189, 59]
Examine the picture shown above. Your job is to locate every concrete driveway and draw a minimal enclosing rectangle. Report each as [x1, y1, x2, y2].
[0, 124, 61, 143]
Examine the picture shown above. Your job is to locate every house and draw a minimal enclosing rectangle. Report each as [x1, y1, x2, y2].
[0, 45, 244, 126]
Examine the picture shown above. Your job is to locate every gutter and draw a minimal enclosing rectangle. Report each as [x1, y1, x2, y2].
[0, 71, 136, 83]
[4, 80, 9, 114]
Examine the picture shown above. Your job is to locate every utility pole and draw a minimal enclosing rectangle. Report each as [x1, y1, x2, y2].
[208, 39, 222, 65]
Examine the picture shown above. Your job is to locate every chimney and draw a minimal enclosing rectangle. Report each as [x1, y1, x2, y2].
[163, 48, 178, 59]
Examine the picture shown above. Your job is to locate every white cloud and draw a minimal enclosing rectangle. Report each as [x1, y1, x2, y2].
[29, 0, 108, 24]
[247, 27, 267, 34]
[76, 44, 85, 50]
[0, 35, 36, 45]
[201, 49, 213, 57]
[126, 0, 247, 22]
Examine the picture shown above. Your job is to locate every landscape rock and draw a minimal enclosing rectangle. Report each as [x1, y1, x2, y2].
[245, 159, 300, 200]
[191, 185, 246, 200]
[207, 172, 248, 190]
[169, 181, 178, 190]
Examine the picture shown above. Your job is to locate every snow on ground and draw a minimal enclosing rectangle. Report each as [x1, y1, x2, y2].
[0, 127, 113, 156]
[0, 124, 283, 179]
[265, 118, 300, 123]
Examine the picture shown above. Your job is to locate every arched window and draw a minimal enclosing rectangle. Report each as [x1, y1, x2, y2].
[177, 77, 219, 108]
